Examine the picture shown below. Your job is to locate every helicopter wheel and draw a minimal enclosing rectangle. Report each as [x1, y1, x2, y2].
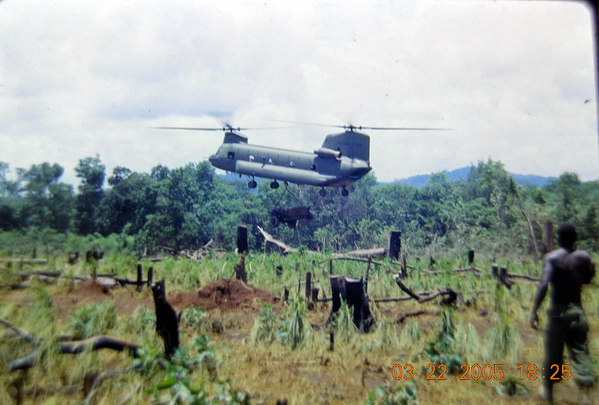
[319, 188, 327, 197]
[342, 188, 349, 197]
[270, 181, 279, 189]
[248, 180, 257, 189]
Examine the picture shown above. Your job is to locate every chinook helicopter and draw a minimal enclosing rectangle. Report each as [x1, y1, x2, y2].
[158, 123, 443, 197]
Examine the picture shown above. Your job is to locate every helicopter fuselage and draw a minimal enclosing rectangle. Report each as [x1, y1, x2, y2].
[208, 131, 372, 188]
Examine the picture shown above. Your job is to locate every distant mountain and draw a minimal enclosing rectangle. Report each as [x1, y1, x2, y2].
[218, 166, 555, 189]
[393, 167, 555, 188]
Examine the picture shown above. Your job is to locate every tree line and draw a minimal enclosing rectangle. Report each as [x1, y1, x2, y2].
[1, 156, 598, 258]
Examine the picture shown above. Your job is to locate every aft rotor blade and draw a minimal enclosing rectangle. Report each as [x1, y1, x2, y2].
[359, 126, 451, 131]
[268, 120, 450, 131]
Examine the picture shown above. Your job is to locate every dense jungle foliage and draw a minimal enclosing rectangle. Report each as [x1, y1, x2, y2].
[1, 156, 598, 258]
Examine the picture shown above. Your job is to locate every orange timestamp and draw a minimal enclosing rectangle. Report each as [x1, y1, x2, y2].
[391, 364, 572, 381]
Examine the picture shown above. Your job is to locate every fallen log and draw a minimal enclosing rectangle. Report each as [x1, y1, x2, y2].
[0, 258, 48, 265]
[59, 336, 141, 356]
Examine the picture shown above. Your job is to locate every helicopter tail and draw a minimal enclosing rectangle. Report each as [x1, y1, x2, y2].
[321, 130, 370, 162]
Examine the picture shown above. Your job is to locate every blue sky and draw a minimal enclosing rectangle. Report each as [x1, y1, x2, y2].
[0, 0, 596, 185]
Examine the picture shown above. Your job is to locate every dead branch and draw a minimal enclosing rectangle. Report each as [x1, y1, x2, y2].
[0, 318, 37, 344]
[396, 310, 441, 323]
[1, 318, 142, 372]
[335, 247, 387, 258]
[257, 226, 298, 254]
[8, 384, 79, 400]
[393, 275, 422, 301]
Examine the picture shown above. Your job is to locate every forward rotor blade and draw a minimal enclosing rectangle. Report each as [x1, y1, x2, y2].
[155, 126, 229, 131]
[154, 125, 296, 131]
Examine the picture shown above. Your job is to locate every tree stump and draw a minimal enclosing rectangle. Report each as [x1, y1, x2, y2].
[151, 280, 180, 358]
[327, 276, 375, 333]
[234, 253, 247, 283]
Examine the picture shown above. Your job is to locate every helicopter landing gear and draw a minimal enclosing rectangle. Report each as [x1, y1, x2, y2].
[319, 188, 327, 197]
[342, 188, 349, 197]
[270, 180, 279, 189]
[248, 179, 257, 189]
[269, 214, 279, 227]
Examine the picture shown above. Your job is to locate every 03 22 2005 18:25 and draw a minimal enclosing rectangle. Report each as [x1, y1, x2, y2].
[391, 363, 571, 381]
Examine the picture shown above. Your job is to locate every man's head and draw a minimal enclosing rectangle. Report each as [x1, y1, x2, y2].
[557, 223, 577, 248]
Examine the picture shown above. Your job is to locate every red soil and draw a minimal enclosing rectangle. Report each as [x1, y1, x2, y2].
[168, 278, 280, 312]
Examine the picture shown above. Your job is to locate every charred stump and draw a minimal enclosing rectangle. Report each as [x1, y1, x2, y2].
[237, 226, 248, 254]
[67, 252, 79, 265]
[388, 231, 401, 260]
[327, 276, 375, 333]
[151, 280, 180, 358]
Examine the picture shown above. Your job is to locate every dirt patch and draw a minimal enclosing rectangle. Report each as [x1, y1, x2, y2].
[168, 279, 280, 312]
[52, 281, 153, 320]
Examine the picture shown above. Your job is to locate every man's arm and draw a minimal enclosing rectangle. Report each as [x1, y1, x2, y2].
[530, 258, 553, 329]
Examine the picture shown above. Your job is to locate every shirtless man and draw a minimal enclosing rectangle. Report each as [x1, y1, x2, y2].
[530, 223, 596, 404]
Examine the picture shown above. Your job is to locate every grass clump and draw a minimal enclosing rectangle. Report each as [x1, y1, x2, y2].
[485, 314, 521, 361]
[399, 318, 421, 349]
[374, 318, 399, 351]
[329, 301, 357, 342]
[280, 299, 311, 350]
[452, 320, 481, 363]
[250, 300, 311, 350]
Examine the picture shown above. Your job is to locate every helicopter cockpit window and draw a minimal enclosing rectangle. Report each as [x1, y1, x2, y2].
[227, 152, 235, 160]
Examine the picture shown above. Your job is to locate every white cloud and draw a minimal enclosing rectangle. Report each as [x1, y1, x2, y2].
[0, 0, 596, 186]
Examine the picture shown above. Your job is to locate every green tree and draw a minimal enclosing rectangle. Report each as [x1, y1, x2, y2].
[75, 155, 106, 235]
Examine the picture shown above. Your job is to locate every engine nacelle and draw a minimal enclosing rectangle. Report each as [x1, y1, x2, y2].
[314, 148, 341, 160]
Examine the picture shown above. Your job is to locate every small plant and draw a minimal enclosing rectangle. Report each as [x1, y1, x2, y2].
[494, 375, 529, 397]
[250, 304, 280, 345]
[182, 306, 211, 334]
[423, 308, 462, 374]
[69, 300, 117, 338]
[366, 381, 418, 405]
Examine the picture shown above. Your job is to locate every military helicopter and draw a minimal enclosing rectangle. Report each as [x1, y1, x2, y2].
[158, 123, 443, 197]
